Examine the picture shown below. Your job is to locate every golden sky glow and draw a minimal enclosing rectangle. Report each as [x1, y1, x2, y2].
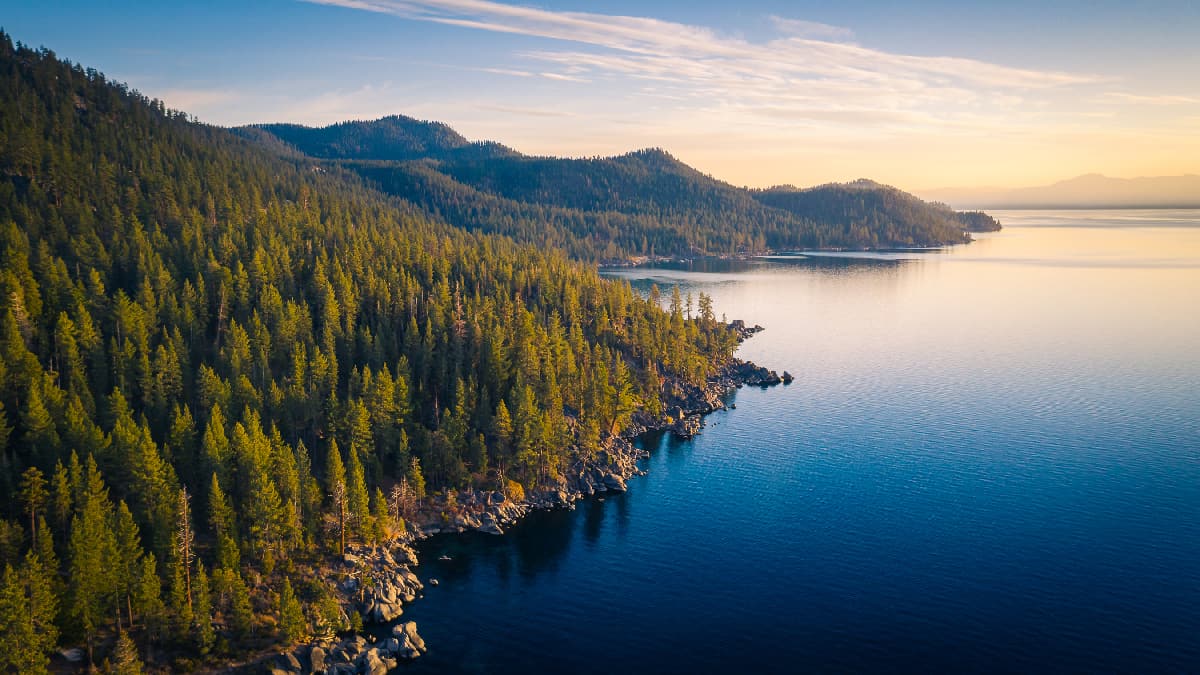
[8, 0, 1198, 192]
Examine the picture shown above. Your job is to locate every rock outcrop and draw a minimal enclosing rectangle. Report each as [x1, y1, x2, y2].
[275, 622, 427, 674]
[340, 543, 425, 626]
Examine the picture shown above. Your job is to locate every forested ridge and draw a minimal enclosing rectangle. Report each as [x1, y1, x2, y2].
[752, 180, 1001, 246]
[249, 120, 1001, 259]
[253, 117, 516, 163]
[0, 34, 741, 671]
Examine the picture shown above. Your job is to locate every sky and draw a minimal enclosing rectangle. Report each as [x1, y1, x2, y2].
[5, 0, 1200, 191]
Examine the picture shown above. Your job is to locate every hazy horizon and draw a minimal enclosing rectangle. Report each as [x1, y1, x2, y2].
[8, 0, 1197, 193]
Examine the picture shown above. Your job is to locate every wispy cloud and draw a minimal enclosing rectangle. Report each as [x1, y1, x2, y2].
[1100, 92, 1200, 106]
[305, 0, 1099, 91]
[479, 66, 534, 77]
[477, 104, 574, 118]
[540, 71, 588, 83]
[769, 16, 854, 41]
[289, 0, 1197, 188]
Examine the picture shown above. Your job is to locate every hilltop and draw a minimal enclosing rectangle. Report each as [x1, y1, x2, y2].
[245, 118, 1001, 260]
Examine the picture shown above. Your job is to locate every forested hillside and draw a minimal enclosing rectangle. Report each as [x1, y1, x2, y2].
[0, 34, 740, 671]
[253, 116, 515, 162]
[250, 120, 1000, 258]
[344, 159, 695, 260]
[752, 180, 1001, 247]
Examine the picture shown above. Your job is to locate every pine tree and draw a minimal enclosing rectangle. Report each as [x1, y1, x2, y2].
[111, 630, 144, 675]
[133, 553, 166, 643]
[20, 384, 59, 462]
[225, 569, 254, 640]
[170, 554, 193, 641]
[23, 553, 58, 669]
[48, 461, 71, 541]
[112, 501, 143, 629]
[325, 440, 348, 555]
[174, 487, 194, 617]
[295, 440, 322, 547]
[207, 473, 239, 570]
[201, 405, 230, 486]
[346, 443, 370, 537]
[407, 457, 427, 501]
[0, 553, 59, 675]
[245, 466, 285, 571]
[345, 399, 374, 466]
[17, 466, 47, 549]
[491, 400, 513, 484]
[193, 561, 214, 654]
[370, 487, 390, 543]
[278, 576, 305, 644]
[0, 563, 40, 674]
[68, 460, 117, 666]
[110, 401, 177, 556]
[31, 518, 57, 599]
[0, 402, 12, 466]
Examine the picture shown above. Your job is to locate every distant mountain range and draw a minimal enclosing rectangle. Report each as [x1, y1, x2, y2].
[922, 174, 1200, 209]
[240, 116, 1000, 260]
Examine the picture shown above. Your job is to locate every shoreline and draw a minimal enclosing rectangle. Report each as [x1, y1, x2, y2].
[595, 233, 993, 267]
[247, 326, 790, 674]
[598, 247, 964, 268]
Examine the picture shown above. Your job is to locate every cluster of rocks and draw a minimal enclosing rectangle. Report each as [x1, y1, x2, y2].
[563, 439, 647, 496]
[728, 319, 765, 340]
[414, 490, 529, 536]
[339, 543, 424, 624]
[268, 622, 426, 675]
[722, 359, 791, 387]
[255, 542, 428, 674]
[628, 354, 790, 441]
[407, 431, 650, 537]
[668, 412, 704, 438]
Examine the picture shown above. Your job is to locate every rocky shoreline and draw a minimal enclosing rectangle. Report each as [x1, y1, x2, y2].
[251, 325, 788, 674]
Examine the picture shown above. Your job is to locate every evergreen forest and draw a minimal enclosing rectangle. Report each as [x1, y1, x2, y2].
[0, 35, 740, 671]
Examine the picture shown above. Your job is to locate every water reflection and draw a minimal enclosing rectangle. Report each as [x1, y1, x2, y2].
[581, 498, 605, 545]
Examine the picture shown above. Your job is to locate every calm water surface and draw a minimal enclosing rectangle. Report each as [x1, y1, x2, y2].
[399, 211, 1200, 673]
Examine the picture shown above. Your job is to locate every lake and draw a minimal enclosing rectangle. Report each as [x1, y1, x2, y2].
[399, 210, 1200, 673]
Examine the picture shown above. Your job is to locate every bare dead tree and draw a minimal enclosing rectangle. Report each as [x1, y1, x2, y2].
[176, 487, 195, 614]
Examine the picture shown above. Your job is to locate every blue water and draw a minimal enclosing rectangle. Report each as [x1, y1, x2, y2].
[400, 211, 1200, 673]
